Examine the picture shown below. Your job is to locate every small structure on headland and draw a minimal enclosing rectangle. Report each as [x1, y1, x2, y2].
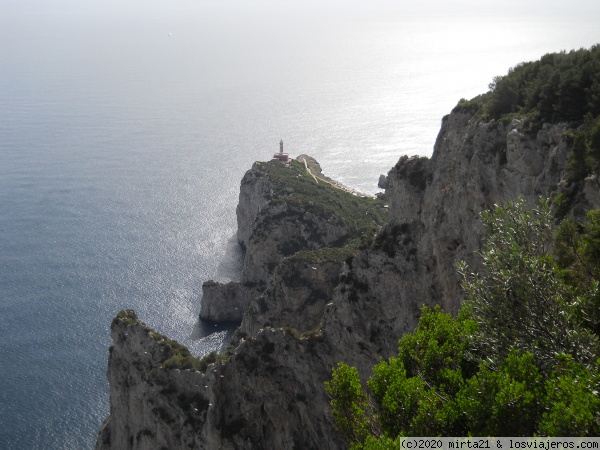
[272, 139, 290, 164]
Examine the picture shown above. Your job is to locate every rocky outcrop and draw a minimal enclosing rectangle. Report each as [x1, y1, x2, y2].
[235, 164, 276, 250]
[319, 116, 588, 371]
[234, 257, 344, 341]
[200, 281, 260, 322]
[98, 106, 600, 449]
[201, 160, 363, 322]
[97, 312, 345, 450]
[96, 311, 216, 450]
[238, 199, 348, 285]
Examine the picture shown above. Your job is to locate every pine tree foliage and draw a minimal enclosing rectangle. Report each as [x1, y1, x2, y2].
[484, 46, 600, 123]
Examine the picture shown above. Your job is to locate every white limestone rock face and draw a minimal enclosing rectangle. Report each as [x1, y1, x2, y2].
[200, 164, 277, 323]
[324, 114, 572, 351]
[201, 161, 350, 322]
[96, 312, 221, 450]
[235, 257, 344, 341]
[97, 312, 345, 450]
[239, 200, 348, 284]
[236, 161, 350, 286]
[319, 113, 600, 382]
[200, 281, 259, 322]
[235, 162, 275, 250]
[200, 328, 344, 450]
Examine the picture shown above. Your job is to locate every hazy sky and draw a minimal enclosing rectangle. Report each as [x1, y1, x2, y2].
[2, 0, 599, 16]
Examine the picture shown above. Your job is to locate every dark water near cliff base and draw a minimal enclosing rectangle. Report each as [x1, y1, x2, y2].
[1, 2, 599, 448]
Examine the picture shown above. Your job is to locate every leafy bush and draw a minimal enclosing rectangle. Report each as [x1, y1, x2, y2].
[325, 362, 375, 445]
[451, 94, 489, 116]
[326, 199, 600, 445]
[554, 209, 600, 335]
[458, 197, 598, 370]
[368, 306, 477, 437]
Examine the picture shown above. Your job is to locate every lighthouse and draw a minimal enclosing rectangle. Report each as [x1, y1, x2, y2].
[272, 139, 289, 163]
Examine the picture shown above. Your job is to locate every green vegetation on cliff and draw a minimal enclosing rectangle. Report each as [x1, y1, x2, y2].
[114, 309, 232, 372]
[454, 45, 600, 126]
[326, 199, 600, 445]
[253, 159, 388, 260]
[452, 45, 600, 209]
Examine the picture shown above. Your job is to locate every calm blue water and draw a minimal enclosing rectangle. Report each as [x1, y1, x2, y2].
[1, 2, 599, 448]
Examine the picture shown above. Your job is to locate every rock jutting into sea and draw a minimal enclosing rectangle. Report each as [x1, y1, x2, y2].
[96, 101, 600, 449]
[200, 154, 382, 323]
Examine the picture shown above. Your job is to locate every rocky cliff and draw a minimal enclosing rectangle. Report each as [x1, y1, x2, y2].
[200, 156, 384, 322]
[97, 105, 600, 449]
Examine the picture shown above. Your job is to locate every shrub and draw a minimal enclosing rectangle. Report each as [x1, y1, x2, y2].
[326, 199, 600, 445]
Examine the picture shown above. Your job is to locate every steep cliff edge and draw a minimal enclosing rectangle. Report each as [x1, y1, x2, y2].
[96, 310, 219, 450]
[200, 157, 385, 322]
[97, 310, 346, 450]
[97, 105, 600, 448]
[319, 115, 595, 380]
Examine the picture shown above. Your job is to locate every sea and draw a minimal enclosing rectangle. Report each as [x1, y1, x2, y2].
[1, 1, 598, 448]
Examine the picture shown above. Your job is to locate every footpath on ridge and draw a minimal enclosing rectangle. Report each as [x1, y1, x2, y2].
[296, 154, 369, 197]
